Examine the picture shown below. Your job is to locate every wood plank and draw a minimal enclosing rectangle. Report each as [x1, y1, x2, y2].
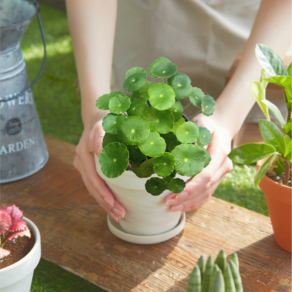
[0, 136, 290, 292]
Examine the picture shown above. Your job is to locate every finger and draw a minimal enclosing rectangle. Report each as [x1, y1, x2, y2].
[88, 126, 104, 156]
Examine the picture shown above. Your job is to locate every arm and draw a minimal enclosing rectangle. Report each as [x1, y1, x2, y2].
[66, 0, 125, 222]
[166, 0, 292, 211]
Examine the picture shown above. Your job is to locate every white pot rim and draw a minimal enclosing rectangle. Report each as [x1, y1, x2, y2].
[0, 216, 40, 273]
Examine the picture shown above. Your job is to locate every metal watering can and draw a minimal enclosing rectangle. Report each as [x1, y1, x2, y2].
[0, 0, 48, 183]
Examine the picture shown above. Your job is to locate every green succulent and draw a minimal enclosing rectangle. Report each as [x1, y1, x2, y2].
[95, 57, 216, 195]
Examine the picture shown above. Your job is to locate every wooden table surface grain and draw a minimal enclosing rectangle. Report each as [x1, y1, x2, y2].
[1, 136, 291, 292]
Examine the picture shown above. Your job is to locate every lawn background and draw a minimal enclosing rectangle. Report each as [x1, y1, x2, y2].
[19, 3, 267, 291]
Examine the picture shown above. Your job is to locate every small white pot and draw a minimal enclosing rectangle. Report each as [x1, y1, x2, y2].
[95, 154, 187, 236]
[0, 217, 41, 292]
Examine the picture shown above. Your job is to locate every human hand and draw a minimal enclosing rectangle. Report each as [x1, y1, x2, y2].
[73, 119, 126, 222]
[165, 113, 233, 212]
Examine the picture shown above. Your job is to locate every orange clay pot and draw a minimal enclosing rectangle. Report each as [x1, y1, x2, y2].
[257, 159, 291, 252]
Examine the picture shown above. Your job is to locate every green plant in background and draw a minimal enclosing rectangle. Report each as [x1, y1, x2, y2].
[96, 57, 215, 196]
[187, 250, 243, 292]
[229, 44, 292, 186]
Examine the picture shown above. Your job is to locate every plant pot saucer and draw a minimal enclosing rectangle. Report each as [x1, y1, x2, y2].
[107, 212, 186, 244]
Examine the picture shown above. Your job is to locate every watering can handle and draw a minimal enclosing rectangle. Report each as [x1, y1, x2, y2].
[3, 0, 46, 102]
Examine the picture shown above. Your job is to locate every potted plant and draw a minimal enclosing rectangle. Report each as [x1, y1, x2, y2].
[94, 57, 215, 239]
[228, 44, 291, 252]
[0, 205, 41, 292]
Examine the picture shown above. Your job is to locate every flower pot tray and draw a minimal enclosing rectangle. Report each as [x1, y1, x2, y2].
[1, 136, 290, 292]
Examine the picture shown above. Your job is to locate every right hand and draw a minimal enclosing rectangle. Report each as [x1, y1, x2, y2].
[73, 119, 126, 222]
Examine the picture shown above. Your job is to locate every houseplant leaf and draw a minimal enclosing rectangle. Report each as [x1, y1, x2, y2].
[127, 98, 148, 117]
[4, 228, 31, 242]
[255, 154, 278, 185]
[99, 142, 129, 178]
[117, 116, 150, 146]
[153, 152, 176, 177]
[172, 144, 206, 176]
[186, 265, 201, 292]
[138, 131, 166, 157]
[197, 127, 212, 146]
[131, 159, 154, 178]
[149, 83, 175, 110]
[95, 91, 122, 110]
[171, 117, 185, 134]
[200, 146, 211, 167]
[285, 85, 292, 102]
[2, 205, 23, 222]
[0, 248, 10, 260]
[283, 118, 292, 134]
[102, 113, 126, 135]
[288, 62, 292, 76]
[260, 68, 267, 89]
[109, 93, 131, 114]
[102, 133, 119, 148]
[249, 81, 269, 120]
[169, 100, 183, 121]
[273, 156, 285, 175]
[189, 87, 205, 107]
[9, 220, 27, 232]
[0, 209, 11, 234]
[167, 140, 182, 152]
[168, 73, 193, 99]
[201, 95, 215, 116]
[160, 131, 177, 148]
[148, 57, 177, 78]
[261, 100, 285, 128]
[139, 81, 154, 99]
[176, 121, 199, 143]
[123, 72, 146, 92]
[145, 177, 167, 196]
[259, 120, 286, 155]
[127, 145, 146, 162]
[228, 143, 276, 164]
[130, 91, 140, 102]
[167, 178, 186, 193]
[255, 44, 288, 76]
[125, 67, 146, 79]
[264, 76, 292, 88]
[143, 107, 174, 134]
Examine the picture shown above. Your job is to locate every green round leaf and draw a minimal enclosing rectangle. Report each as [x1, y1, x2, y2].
[172, 144, 206, 176]
[127, 145, 146, 162]
[102, 133, 119, 148]
[127, 98, 148, 117]
[176, 121, 199, 143]
[201, 95, 215, 116]
[125, 67, 147, 79]
[123, 72, 146, 92]
[167, 140, 181, 152]
[167, 178, 186, 193]
[145, 177, 167, 196]
[143, 107, 174, 134]
[163, 170, 177, 184]
[139, 81, 154, 99]
[138, 131, 166, 157]
[109, 93, 131, 114]
[153, 152, 176, 177]
[168, 73, 193, 99]
[199, 146, 211, 167]
[149, 83, 175, 110]
[102, 113, 127, 134]
[198, 127, 212, 146]
[99, 142, 129, 178]
[189, 87, 205, 107]
[171, 117, 185, 134]
[95, 91, 122, 110]
[161, 132, 177, 148]
[131, 159, 154, 178]
[117, 116, 150, 145]
[130, 91, 140, 102]
[148, 57, 177, 78]
[170, 100, 183, 121]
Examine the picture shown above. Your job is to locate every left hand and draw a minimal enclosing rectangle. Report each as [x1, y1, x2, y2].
[165, 113, 233, 212]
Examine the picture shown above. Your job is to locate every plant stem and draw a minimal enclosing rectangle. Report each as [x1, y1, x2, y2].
[187, 110, 202, 120]
[283, 159, 290, 185]
[183, 102, 192, 111]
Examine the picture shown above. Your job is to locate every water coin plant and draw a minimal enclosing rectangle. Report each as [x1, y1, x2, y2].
[96, 57, 216, 196]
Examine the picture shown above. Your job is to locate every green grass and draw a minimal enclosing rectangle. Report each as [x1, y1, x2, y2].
[19, 2, 267, 291]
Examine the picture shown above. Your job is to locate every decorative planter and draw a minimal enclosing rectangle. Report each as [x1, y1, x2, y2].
[0, 217, 41, 292]
[257, 159, 291, 252]
[95, 154, 187, 237]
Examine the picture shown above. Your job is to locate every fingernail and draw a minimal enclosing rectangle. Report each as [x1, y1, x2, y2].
[104, 197, 114, 208]
[176, 192, 188, 200]
[171, 204, 184, 212]
[110, 212, 120, 222]
[113, 208, 125, 218]
[166, 199, 177, 206]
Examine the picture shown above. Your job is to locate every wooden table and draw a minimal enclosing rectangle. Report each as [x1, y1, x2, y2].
[1, 136, 291, 292]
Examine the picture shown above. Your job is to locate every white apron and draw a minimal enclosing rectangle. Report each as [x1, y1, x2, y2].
[112, 0, 261, 100]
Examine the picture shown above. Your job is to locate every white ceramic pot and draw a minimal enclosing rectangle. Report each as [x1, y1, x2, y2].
[0, 217, 41, 292]
[95, 154, 187, 236]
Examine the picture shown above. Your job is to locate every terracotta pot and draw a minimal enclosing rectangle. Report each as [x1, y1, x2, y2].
[257, 159, 291, 252]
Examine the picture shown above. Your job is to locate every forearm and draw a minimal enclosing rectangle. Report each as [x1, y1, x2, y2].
[66, 0, 117, 128]
[213, 0, 292, 138]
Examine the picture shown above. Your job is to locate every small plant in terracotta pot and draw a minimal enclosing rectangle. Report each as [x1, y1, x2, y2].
[228, 44, 292, 252]
[0, 205, 41, 292]
[94, 57, 215, 239]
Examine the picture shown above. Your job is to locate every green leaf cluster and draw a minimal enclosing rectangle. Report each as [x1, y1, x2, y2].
[187, 250, 243, 292]
[96, 57, 215, 195]
[229, 44, 291, 186]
